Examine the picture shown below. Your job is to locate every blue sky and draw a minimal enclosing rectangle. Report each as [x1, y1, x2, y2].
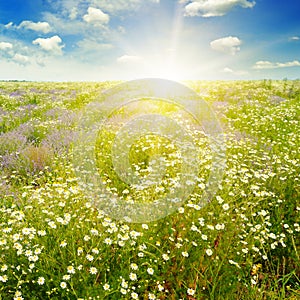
[0, 0, 299, 81]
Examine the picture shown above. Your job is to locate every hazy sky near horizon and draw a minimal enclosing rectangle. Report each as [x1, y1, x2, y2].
[0, 0, 300, 81]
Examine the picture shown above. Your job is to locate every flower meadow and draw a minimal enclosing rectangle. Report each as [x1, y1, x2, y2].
[0, 80, 299, 299]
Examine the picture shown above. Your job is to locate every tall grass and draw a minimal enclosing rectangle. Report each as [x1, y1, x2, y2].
[0, 80, 299, 299]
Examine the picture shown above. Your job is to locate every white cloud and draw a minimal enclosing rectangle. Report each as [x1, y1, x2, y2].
[253, 60, 300, 69]
[69, 7, 78, 20]
[13, 53, 30, 65]
[223, 67, 234, 73]
[45, 0, 79, 14]
[210, 36, 241, 55]
[77, 39, 113, 51]
[18, 21, 52, 33]
[289, 36, 299, 41]
[184, 0, 255, 17]
[32, 35, 64, 55]
[43, 12, 86, 35]
[222, 67, 248, 75]
[4, 22, 13, 29]
[0, 42, 13, 51]
[89, 0, 159, 13]
[117, 55, 143, 63]
[83, 7, 110, 25]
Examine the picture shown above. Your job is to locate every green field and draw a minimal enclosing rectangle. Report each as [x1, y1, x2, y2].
[0, 80, 299, 299]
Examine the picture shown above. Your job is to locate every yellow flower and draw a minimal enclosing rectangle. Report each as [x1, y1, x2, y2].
[251, 264, 262, 275]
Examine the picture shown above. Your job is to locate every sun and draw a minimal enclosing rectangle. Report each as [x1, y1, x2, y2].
[150, 64, 186, 81]
[143, 56, 187, 81]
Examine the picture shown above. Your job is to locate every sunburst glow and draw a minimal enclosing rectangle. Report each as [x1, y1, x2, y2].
[0, 1, 299, 80]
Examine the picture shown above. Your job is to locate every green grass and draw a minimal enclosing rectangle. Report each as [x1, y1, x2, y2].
[0, 80, 299, 299]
